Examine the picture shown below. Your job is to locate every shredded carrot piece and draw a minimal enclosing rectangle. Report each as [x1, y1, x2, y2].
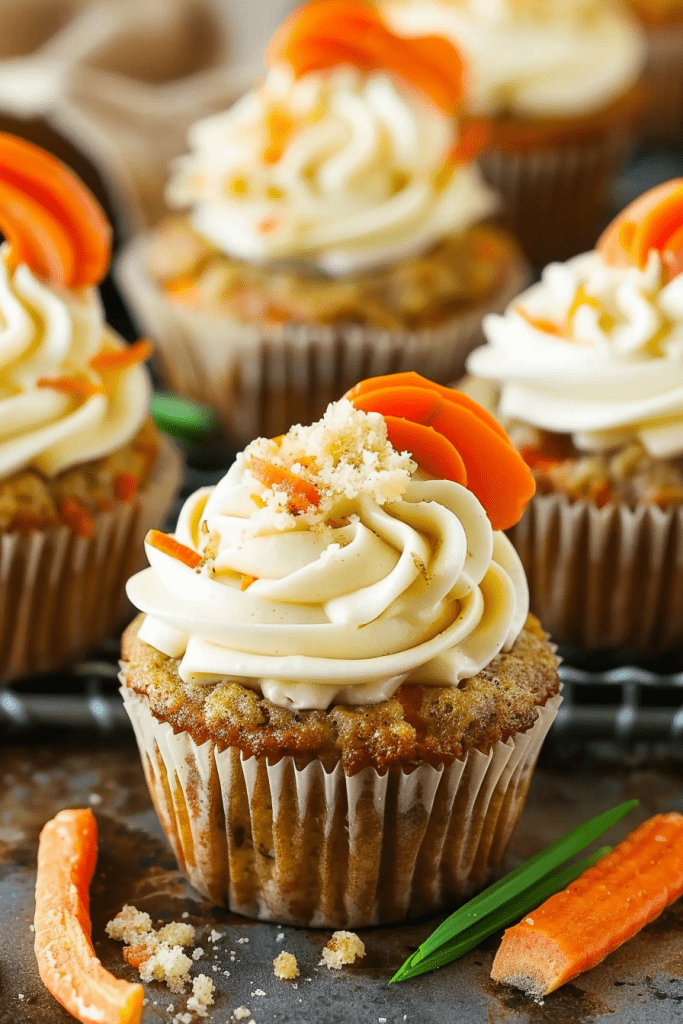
[514, 306, 565, 337]
[145, 529, 202, 568]
[34, 808, 144, 1024]
[89, 339, 153, 374]
[251, 493, 267, 508]
[58, 497, 95, 539]
[249, 456, 321, 514]
[241, 574, 257, 590]
[267, 0, 464, 114]
[263, 106, 297, 164]
[0, 132, 111, 288]
[122, 946, 154, 970]
[491, 812, 683, 1000]
[37, 374, 105, 401]
[114, 472, 139, 502]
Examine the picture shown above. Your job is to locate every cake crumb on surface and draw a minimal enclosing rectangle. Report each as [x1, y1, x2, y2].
[106, 905, 197, 993]
[232, 1008, 251, 1020]
[273, 951, 299, 980]
[208, 928, 223, 943]
[158, 922, 196, 947]
[192, 947, 204, 961]
[106, 904, 154, 945]
[186, 974, 215, 1017]
[321, 931, 365, 970]
[138, 943, 193, 993]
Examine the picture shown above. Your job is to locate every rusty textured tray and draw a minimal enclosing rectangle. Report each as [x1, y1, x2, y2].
[3, 736, 683, 1024]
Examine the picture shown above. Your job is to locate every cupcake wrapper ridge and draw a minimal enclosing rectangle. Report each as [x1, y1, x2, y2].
[116, 236, 529, 444]
[0, 435, 182, 685]
[120, 682, 560, 929]
[638, 25, 683, 146]
[508, 493, 683, 656]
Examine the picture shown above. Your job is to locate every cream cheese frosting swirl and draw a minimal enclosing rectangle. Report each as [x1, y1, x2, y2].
[165, 65, 498, 276]
[468, 249, 683, 458]
[385, 0, 645, 117]
[0, 247, 151, 479]
[127, 399, 528, 711]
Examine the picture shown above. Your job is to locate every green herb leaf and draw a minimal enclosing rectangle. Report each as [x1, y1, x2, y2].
[151, 391, 219, 442]
[390, 798, 638, 984]
[391, 846, 610, 983]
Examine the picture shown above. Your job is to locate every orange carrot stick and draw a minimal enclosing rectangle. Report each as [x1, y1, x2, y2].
[34, 808, 144, 1024]
[0, 132, 111, 288]
[249, 456, 321, 512]
[351, 384, 534, 530]
[145, 529, 202, 568]
[383, 415, 467, 485]
[491, 812, 683, 1002]
[89, 339, 153, 374]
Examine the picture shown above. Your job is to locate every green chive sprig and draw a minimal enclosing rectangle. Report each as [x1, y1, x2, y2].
[391, 798, 638, 984]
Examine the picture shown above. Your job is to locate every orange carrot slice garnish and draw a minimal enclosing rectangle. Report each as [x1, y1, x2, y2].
[89, 339, 153, 374]
[597, 178, 683, 279]
[145, 529, 202, 568]
[267, 0, 464, 114]
[491, 812, 683, 1000]
[383, 415, 467, 485]
[0, 133, 111, 289]
[249, 456, 321, 514]
[348, 376, 534, 530]
[37, 374, 105, 401]
[345, 372, 511, 444]
[34, 808, 144, 1024]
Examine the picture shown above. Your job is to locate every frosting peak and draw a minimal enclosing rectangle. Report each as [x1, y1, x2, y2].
[129, 395, 529, 710]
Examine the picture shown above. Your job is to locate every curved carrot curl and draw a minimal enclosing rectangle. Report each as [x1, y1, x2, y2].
[267, 0, 464, 114]
[384, 415, 467, 485]
[491, 812, 683, 1001]
[0, 132, 111, 288]
[597, 178, 683, 280]
[348, 376, 534, 530]
[146, 529, 202, 568]
[37, 374, 105, 401]
[34, 808, 144, 1024]
[89, 339, 153, 374]
[249, 456, 321, 513]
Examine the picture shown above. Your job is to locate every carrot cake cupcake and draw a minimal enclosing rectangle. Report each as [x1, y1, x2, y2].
[385, 0, 646, 265]
[121, 372, 560, 928]
[117, 0, 527, 444]
[626, 0, 683, 144]
[467, 178, 683, 656]
[0, 133, 182, 684]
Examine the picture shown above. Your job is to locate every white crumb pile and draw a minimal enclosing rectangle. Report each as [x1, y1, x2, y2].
[273, 950, 299, 980]
[242, 399, 415, 528]
[320, 931, 366, 970]
[106, 905, 215, 1018]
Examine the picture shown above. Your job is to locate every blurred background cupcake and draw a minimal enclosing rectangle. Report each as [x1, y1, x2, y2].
[121, 374, 559, 927]
[0, 0, 293, 237]
[626, 0, 683, 146]
[117, 0, 528, 445]
[385, 0, 647, 266]
[0, 134, 182, 684]
[466, 178, 683, 658]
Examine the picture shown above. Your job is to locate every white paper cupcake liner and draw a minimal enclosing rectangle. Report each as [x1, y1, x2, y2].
[116, 236, 529, 444]
[120, 682, 560, 928]
[508, 493, 683, 656]
[478, 128, 634, 266]
[638, 24, 683, 146]
[0, 435, 182, 685]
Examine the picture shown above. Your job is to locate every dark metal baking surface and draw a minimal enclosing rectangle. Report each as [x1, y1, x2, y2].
[2, 738, 683, 1024]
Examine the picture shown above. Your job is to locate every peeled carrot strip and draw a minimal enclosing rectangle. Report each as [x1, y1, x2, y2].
[146, 528, 202, 568]
[384, 415, 467, 485]
[491, 812, 683, 1001]
[352, 384, 534, 530]
[267, 0, 463, 113]
[34, 808, 144, 1024]
[0, 132, 110, 288]
[89, 339, 153, 374]
[37, 374, 104, 400]
[345, 372, 511, 444]
[249, 456, 321, 512]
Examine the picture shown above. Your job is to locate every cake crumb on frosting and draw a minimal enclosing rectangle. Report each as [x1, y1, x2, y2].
[273, 950, 299, 979]
[243, 399, 415, 528]
[320, 931, 365, 970]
